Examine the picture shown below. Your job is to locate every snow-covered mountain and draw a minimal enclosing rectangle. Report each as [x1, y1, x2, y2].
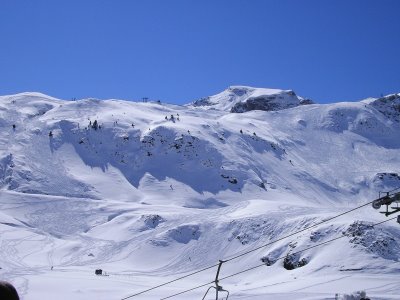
[0, 88, 400, 300]
[189, 86, 314, 112]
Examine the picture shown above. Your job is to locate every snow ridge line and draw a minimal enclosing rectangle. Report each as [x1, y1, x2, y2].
[160, 216, 398, 300]
[120, 194, 397, 300]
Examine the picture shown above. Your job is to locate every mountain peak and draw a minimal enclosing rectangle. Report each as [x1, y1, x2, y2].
[189, 86, 314, 113]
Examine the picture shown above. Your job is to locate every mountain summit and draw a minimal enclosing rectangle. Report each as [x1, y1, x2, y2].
[189, 86, 314, 112]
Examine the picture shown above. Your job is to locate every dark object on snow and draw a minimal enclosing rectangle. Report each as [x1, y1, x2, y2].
[283, 255, 308, 270]
[92, 120, 99, 130]
[12, 124, 16, 130]
[49, 131, 53, 137]
[261, 256, 274, 266]
[228, 178, 238, 184]
[0, 281, 20, 300]
[95, 269, 103, 275]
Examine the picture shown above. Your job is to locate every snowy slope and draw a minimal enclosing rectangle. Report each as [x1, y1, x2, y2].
[0, 88, 400, 300]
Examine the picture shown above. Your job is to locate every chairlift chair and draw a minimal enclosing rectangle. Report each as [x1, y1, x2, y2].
[201, 260, 229, 300]
[201, 285, 229, 300]
[372, 190, 400, 216]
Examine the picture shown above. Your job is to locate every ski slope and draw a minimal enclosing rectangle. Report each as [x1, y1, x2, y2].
[0, 88, 400, 299]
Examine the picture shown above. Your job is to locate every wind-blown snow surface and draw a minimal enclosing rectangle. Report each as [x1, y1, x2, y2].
[0, 89, 400, 300]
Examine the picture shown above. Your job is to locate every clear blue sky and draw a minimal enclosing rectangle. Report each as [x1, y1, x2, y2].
[0, 0, 399, 104]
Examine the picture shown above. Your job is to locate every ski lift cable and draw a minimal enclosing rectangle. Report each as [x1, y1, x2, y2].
[222, 197, 381, 263]
[161, 234, 345, 300]
[225, 216, 397, 290]
[387, 186, 400, 194]
[160, 216, 397, 300]
[121, 192, 399, 299]
[159, 280, 214, 300]
[120, 264, 219, 300]
[220, 227, 374, 281]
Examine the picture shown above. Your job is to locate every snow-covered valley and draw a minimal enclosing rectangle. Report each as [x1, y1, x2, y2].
[1, 87, 400, 299]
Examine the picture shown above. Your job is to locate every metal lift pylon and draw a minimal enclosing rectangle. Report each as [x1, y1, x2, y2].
[201, 260, 229, 300]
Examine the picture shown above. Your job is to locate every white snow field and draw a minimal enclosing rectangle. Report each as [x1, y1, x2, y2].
[0, 87, 400, 300]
